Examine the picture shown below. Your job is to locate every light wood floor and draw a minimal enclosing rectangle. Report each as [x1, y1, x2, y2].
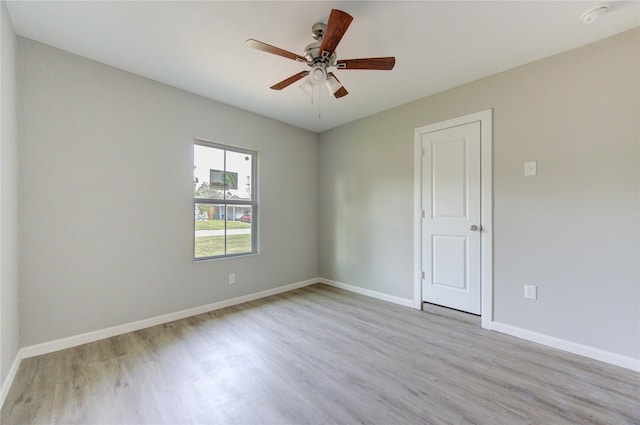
[2, 284, 639, 424]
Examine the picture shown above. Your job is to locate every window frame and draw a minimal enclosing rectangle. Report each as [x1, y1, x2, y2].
[193, 139, 258, 261]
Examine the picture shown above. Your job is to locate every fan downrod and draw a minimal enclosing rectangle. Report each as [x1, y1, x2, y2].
[311, 22, 325, 40]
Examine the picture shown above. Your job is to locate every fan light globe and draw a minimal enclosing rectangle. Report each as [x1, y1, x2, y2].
[310, 67, 326, 85]
[325, 74, 343, 95]
[299, 79, 314, 97]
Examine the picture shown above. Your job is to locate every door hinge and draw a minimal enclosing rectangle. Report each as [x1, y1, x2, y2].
[422, 210, 425, 218]
[421, 271, 425, 280]
[421, 147, 425, 156]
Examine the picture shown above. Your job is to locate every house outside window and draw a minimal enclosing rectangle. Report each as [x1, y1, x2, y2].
[193, 140, 257, 260]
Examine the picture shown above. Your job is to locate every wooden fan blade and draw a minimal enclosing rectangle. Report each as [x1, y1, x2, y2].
[328, 72, 349, 98]
[246, 39, 307, 62]
[270, 71, 310, 90]
[336, 57, 396, 70]
[319, 9, 353, 58]
[334, 86, 349, 98]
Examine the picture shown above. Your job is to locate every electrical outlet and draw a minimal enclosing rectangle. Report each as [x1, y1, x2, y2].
[524, 161, 537, 176]
[228, 273, 236, 284]
[524, 284, 537, 300]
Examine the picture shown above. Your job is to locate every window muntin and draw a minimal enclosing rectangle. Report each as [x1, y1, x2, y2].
[194, 141, 256, 260]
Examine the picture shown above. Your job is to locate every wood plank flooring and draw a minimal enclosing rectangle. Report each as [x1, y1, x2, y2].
[2, 283, 639, 424]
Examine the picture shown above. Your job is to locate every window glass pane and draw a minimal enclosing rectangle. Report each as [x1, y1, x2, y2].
[226, 150, 253, 201]
[194, 203, 226, 258]
[194, 144, 225, 200]
[226, 206, 252, 255]
[193, 141, 256, 260]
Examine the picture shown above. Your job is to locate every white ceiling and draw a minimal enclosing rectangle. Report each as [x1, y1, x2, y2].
[6, 1, 639, 133]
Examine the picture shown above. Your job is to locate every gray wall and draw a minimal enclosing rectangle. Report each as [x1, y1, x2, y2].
[0, 0, 20, 389]
[319, 29, 639, 359]
[17, 38, 319, 347]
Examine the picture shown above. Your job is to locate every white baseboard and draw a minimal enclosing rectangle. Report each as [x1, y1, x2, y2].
[4, 278, 637, 407]
[491, 321, 640, 372]
[21, 278, 318, 359]
[318, 278, 414, 308]
[1, 349, 23, 408]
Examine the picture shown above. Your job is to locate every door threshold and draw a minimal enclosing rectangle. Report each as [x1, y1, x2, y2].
[422, 302, 481, 325]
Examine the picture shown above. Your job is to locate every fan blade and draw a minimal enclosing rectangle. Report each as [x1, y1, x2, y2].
[319, 9, 353, 59]
[328, 72, 349, 98]
[336, 57, 396, 70]
[334, 86, 349, 98]
[246, 39, 307, 62]
[270, 71, 310, 90]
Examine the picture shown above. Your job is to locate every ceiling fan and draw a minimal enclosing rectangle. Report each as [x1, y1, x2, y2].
[246, 9, 395, 99]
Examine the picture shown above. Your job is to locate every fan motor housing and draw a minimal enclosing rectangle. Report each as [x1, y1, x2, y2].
[304, 22, 337, 65]
[304, 45, 336, 66]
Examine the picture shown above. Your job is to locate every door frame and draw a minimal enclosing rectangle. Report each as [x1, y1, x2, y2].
[413, 109, 493, 329]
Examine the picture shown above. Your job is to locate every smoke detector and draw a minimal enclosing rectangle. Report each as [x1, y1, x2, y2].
[580, 5, 609, 23]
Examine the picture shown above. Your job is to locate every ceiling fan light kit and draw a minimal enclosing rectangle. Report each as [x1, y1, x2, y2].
[246, 9, 395, 100]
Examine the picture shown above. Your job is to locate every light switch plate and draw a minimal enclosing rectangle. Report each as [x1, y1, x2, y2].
[524, 161, 537, 176]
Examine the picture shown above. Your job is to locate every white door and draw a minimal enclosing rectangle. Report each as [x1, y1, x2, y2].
[421, 121, 481, 314]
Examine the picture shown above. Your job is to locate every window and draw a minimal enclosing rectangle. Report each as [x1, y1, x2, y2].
[193, 140, 257, 260]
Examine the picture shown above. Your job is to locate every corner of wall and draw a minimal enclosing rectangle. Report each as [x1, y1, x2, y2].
[0, 0, 21, 408]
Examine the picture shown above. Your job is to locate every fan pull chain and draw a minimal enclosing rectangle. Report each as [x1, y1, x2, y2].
[318, 86, 322, 120]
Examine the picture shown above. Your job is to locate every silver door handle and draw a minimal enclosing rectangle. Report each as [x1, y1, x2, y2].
[470, 225, 481, 231]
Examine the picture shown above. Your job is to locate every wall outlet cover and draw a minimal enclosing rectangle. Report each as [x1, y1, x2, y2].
[524, 161, 537, 176]
[524, 284, 537, 299]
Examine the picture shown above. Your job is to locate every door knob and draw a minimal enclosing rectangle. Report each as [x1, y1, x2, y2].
[470, 225, 481, 231]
